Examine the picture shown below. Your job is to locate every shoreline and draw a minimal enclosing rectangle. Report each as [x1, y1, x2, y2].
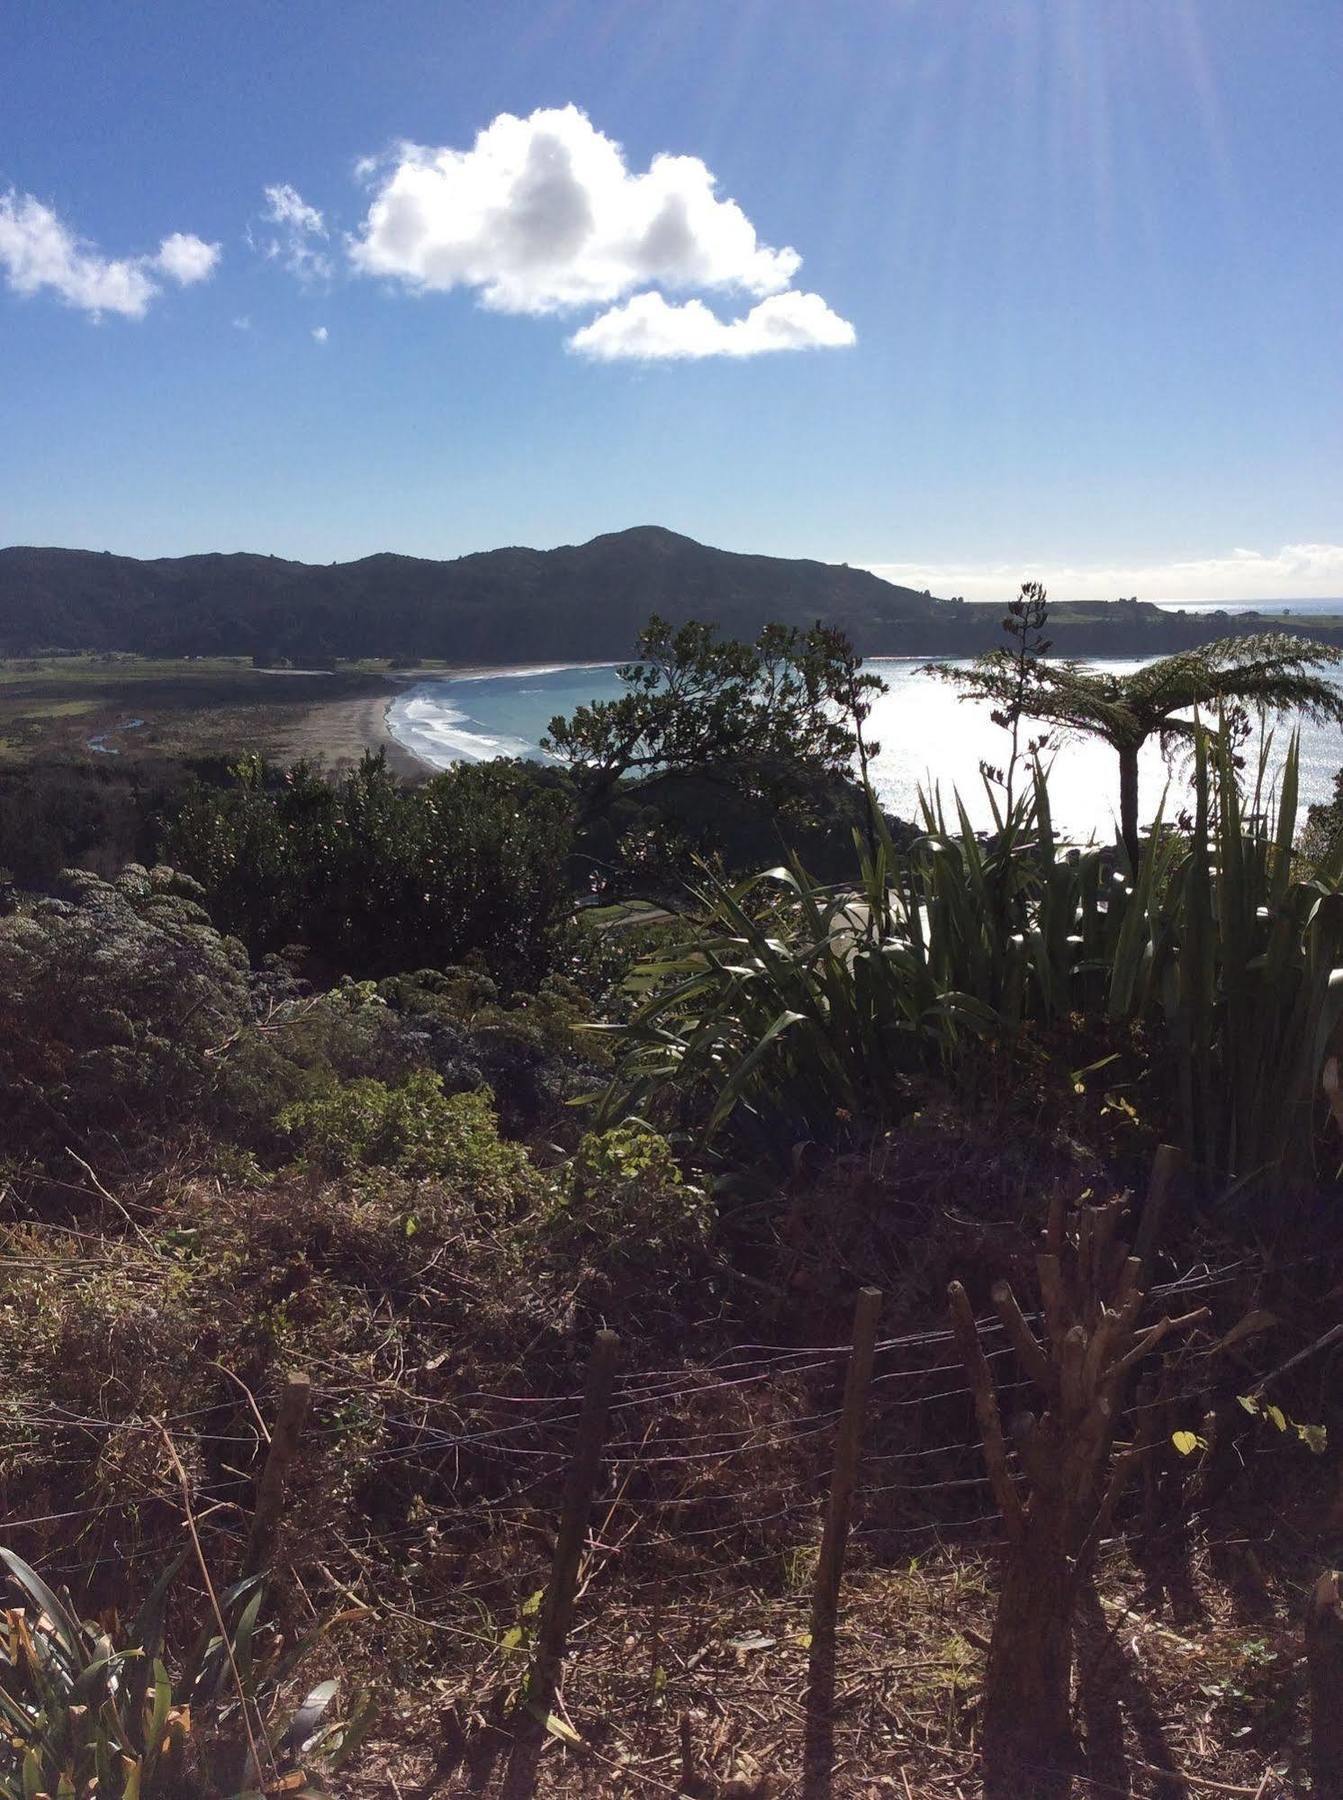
[277, 683, 431, 779]
[270, 665, 599, 779]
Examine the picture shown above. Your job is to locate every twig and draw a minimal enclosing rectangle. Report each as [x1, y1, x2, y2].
[947, 1281, 1023, 1542]
[208, 1360, 272, 1445]
[64, 1148, 158, 1253]
[156, 1419, 272, 1787]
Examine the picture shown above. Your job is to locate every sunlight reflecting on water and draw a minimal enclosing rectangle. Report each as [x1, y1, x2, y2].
[387, 656, 1343, 841]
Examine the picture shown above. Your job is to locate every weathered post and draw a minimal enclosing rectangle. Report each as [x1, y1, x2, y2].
[804, 1285, 883, 1799]
[523, 1330, 620, 1724]
[242, 1370, 312, 1579]
[1133, 1141, 1184, 1279]
[948, 1185, 1207, 1799]
[1306, 1571, 1343, 1796]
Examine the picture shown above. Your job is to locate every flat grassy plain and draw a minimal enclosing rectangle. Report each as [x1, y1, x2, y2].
[0, 654, 433, 773]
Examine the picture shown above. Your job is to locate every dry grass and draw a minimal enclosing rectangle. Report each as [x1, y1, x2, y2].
[333, 1530, 1320, 1797]
[1, 1122, 1334, 1797]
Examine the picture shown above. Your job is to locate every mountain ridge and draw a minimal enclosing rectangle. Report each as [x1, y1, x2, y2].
[3, 527, 1338, 665]
[0, 527, 948, 663]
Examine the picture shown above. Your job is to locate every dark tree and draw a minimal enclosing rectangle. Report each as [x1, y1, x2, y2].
[929, 624, 1343, 861]
[541, 615, 886, 807]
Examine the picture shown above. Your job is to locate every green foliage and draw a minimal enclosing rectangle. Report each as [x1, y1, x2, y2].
[277, 1070, 536, 1206]
[372, 966, 611, 1131]
[598, 764, 1135, 1158]
[0, 865, 251, 1165]
[167, 751, 574, 987]
[597, 829, 998, 1162]
[604, 735, 1343, 1191]
[0, 1550, 369, 1798]
[1124, 729, 1343, 1188]
[0, 758, 209, 889]
[545, 1124, 713, 1273]
[930, 625, 1343, 857]
[1300, 764, 1343, 875]
[542, 614, 885, 805]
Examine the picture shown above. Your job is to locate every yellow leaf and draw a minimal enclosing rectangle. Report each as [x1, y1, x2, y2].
[527, 1704, 581, 1746]
[1171, 1430, 1201, 1457]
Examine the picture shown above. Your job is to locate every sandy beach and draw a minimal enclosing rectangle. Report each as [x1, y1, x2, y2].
[280, 661, 611, 779]
[275, 686, 431, 779]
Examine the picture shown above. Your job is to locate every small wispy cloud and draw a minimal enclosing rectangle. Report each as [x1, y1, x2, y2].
[0, 190, 219, 320]
[350, 104, 852, 360]
[311, 324, 329, 343]
[254, 183, 332, 282]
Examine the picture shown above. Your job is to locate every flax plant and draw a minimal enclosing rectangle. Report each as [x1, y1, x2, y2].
[604, 731, 1343, 1193]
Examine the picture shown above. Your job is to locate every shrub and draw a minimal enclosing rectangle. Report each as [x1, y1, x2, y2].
[603, 737, 1343, 1192]
[0, 865, 251, 1168]
[544, 1123, 712, 1274]
[167, 752, 575, 987]
[276, 1070, 537, 1208]
[0, 1550, 369, 1797]
[374, 967, 611, 1135]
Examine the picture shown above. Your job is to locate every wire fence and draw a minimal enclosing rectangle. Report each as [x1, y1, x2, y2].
[0, 1253, 1243, 1600]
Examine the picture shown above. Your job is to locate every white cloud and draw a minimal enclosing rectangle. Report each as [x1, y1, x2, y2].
[232, 315, 251, 331]
[311, 324, 329, 343]
[568, 288, 855, 361]
[349, 105, 849, 358]
[0, 191, 218, 319]
[265, 183, 325, 237]
[155, 231, 221, 285]
[865, 543, 1343, 604]
[255, 182, 332, 281]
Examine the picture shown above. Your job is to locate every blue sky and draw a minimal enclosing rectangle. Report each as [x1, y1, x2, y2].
[2, 0, 1340, 600]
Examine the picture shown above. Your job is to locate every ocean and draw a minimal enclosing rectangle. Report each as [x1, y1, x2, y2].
[386, 646, 1343, 840]
[1152, 598, 1343, 618]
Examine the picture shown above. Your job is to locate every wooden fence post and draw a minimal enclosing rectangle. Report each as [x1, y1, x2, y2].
[803, 1286, 883, 1799]
[523, 1328, 621, 1725]
[1134, 1141, 1184, 1279]
[1307, 1570, 1343, 1795]
[242, 1370, 312, 1579]
[949, 1186, 1208, 1800]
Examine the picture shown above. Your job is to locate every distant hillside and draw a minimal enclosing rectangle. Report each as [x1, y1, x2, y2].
[5, 527, 1339, 664]
[0, 527, 948, 662]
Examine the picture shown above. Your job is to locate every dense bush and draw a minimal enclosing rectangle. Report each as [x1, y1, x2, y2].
[0, 1550, 368, 1798]
[0, 756, 212, 888]
[545, 1121, 712, 1271]
[277, 1068, 537, 1207]
[167, 751, 575, 987]
[583, 759, 902, 894]
[0, 864, 251, 1167]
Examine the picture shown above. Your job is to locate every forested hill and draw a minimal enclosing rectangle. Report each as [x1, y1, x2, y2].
[5, 527, 1339, 663]
[0, 526, 946, 662]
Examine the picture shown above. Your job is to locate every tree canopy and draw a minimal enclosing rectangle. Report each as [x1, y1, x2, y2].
[541, 614, 885, 802]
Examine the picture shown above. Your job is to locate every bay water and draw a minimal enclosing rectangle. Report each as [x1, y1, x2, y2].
[387, 654, 1343, 840]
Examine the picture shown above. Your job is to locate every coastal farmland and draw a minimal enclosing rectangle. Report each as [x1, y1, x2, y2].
[0, 654, 429, 774]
